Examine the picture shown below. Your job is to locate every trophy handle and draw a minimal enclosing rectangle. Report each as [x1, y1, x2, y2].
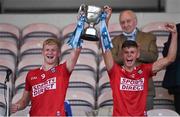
[78, 4, 87, 16]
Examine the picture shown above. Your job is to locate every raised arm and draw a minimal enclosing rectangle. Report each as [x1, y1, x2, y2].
[103, 5, 112, 27]
[102, 49, 114, 71]
[152, 23, 177, 74]
[11, 90, 30, 114]
[66, 48, 81, 72]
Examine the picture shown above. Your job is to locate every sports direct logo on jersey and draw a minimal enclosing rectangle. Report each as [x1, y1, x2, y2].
[32, 77, 56, 97]
[120, 77, 144, 91]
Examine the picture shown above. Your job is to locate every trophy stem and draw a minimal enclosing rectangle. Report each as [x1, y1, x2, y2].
[90, 23, 94, 28]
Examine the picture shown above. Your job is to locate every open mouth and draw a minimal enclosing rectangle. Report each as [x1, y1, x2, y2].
[126, 59, 133, 64]
[47, 55, 54, 59]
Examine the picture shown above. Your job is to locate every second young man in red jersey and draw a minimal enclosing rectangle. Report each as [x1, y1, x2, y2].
[101, 23, 177, 116]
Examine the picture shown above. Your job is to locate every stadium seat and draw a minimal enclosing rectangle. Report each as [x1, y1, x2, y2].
[61, 40, 99, 56]
[21, 23, 61, 45]
[99, 58, 107, 74]
[68, 70, 96, 97]
[0, 71, 7, 85]
[0, 68, 14, 116]
[61, 50, 98, 72]
[0, 94, 7, 116]
[97, 90, 113, 108]
[0, 23, 20, 46]
[14, 71, 28, 95]
[153, 69, 166, 82]
[0, 41, 18, 62]
[0, 83, 7, 96]
[17, 54, 43, 75]
[96, 106, 113, 116]
[0, 23, 19, 77]
[0, 41, 18, 78]
[153, 81, 175, 110]
[61, 23, 76, 40]
[66, 90, 95, 116]
[19, 40, 43, 59]
[0, 62, 15, 95]
[98, 70, 111, 95]
[76, 53, 98, 72]
[0, 68, 13, 85]
[0, 24, 19, 88]
[147, 109, 179, 116]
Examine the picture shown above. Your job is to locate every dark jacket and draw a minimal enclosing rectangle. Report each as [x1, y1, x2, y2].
[111, 30, 158, 65]
[162, 23, 180, 94]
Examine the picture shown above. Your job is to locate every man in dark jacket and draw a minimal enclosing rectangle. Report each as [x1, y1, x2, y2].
[162, 23, 180, 114]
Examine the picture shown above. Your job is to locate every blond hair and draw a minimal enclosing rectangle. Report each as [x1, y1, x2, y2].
[43, 38, 62, 50]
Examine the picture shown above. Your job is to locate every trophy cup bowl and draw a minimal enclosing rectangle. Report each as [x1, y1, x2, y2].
[80, 5, 102, 41]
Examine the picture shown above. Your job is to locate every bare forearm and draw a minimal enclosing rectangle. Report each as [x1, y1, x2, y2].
[104, 5, 112, 27]
[67, 48, 81, 72]
[11, 91, 30, 114]
[166, 32, 177, 63]
[102, 50, 114, 71]
[16, 99, 29, 110]
[152, 23, 177, 73]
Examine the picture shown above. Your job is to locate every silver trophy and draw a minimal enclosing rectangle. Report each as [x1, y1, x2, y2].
[79, 4, 102, 41]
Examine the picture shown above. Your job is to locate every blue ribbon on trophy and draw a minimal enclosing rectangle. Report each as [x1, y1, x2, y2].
[100, 12, 113, 53]
[67, 14, 85, 48]
[69, 4, 113, 52]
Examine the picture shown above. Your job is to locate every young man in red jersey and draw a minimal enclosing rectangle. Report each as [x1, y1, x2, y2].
[101, 23, 177, 116]
[11, 38, 81, 116]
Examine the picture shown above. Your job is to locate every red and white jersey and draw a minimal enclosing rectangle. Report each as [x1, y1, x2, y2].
[108, 62, 154, 116]
[25, 62, 71, 116]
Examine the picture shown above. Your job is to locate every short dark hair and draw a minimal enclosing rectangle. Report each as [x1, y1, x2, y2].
[121, 40, 138, 49]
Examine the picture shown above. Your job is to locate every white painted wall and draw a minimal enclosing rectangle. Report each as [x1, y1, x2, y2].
[165, 0, 180, 13]
[0, 13, 180, 30]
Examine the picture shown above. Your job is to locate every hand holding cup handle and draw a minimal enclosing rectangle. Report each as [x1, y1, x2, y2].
[103, 5, 112, 22]
[77, 4, 86, 19]
[165, 23, 177, 33]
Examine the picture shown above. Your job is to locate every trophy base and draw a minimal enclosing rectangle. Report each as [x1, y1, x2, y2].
[81, 34, 99, 41]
